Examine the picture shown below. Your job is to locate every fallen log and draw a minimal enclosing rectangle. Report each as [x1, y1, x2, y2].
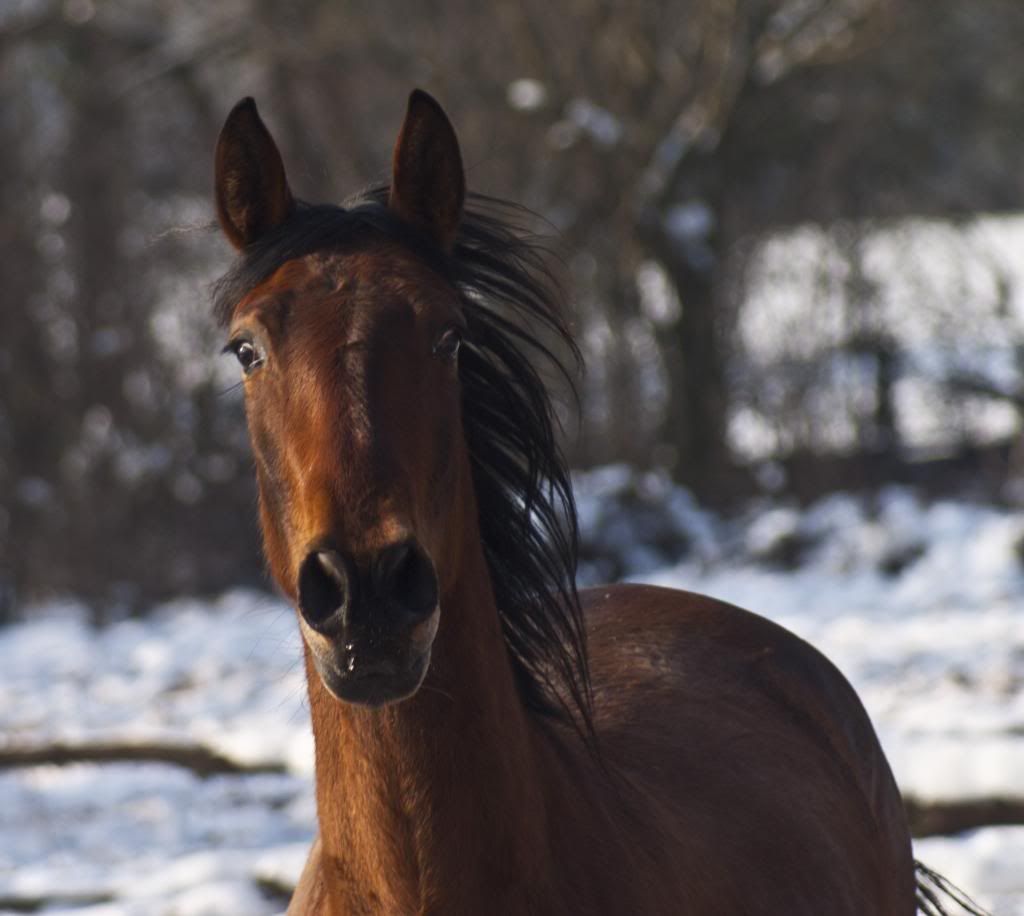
[904, 795, 1024, 838]
[0, 740, 286, 778]
[1, 741, 1020, 838]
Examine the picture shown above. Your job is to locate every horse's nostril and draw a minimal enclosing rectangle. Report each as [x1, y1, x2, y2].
[378, 540, 438, 621]
[298, 549, 352, 633]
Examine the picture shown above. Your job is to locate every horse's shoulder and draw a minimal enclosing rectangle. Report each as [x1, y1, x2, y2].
[582, 582, 880, 755]
[579, 583, 911, 896]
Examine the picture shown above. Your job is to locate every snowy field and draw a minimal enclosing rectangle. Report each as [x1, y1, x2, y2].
[2, 473, 1023, 914]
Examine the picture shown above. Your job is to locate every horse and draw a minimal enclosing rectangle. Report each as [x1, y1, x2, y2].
[211, 90, 985, 915]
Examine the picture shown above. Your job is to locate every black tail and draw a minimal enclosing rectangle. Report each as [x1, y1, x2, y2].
[916, 861, 990, 916]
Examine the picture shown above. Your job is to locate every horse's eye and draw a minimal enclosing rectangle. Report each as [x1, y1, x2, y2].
[225, 337, 264, 375]
[433, 327, 462, 363]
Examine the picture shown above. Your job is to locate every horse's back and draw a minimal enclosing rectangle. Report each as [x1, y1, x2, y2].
[581, 583, 915, 915]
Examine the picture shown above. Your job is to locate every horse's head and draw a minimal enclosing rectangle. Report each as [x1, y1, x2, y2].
[213, 92, 468, 707]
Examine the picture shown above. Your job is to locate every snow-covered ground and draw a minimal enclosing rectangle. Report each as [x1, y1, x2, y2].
[2, 476, 1022, 914]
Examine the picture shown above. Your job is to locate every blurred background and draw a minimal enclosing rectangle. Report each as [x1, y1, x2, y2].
[5, 0, 1024, 613]
[2, 0, 1023, 913]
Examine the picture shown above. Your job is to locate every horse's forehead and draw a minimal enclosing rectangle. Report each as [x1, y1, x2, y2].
[336, 243, 457, 311]
[235, 245, 453, 332]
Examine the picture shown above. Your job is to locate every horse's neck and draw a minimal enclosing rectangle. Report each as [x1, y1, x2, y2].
[305, 534, 552, 912]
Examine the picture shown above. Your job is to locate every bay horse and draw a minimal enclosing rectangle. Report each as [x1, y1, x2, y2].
[212, 90, 985, 915]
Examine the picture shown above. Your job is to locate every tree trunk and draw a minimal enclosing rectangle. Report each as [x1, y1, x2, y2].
[642, 223, 733, 501]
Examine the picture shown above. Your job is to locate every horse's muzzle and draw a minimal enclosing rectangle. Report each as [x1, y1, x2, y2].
[296, 538, 440, 706]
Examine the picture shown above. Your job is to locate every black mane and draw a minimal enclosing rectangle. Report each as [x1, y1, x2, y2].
[213, 188, 592, 735]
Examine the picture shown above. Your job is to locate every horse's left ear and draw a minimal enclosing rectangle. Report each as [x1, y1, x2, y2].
[389, 90, 465, 253]
[214, 97, 294, 250]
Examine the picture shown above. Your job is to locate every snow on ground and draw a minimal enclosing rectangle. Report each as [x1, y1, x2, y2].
[0, 592, 313, 774]
[1, 476, 1022, 913]
[0, 596, 313, 916]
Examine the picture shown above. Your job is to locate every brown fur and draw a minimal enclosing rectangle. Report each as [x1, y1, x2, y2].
[213, 92, 916, 915]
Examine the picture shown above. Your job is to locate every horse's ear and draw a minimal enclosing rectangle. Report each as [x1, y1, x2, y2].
[389, 90, 465, 252]
[214, 98, 294, 250]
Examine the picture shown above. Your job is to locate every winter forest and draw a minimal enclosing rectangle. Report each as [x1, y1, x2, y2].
[2, 0, 1024, 912]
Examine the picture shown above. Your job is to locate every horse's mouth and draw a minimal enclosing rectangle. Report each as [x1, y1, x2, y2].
[309, 624, 435, 707]
[317, 646, 434, 708]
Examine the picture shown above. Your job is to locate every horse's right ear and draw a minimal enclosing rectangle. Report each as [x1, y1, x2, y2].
[214, 98, 294, 250]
